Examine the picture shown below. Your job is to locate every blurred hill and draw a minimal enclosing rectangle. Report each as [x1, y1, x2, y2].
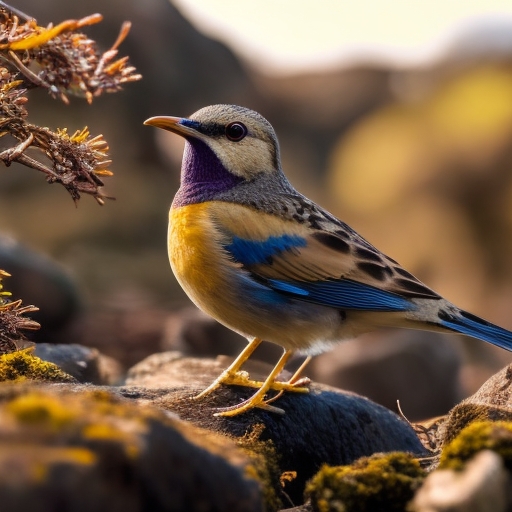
[1, 0, 512, 387]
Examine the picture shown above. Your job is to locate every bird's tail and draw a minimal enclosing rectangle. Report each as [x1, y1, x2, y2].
[438, 309, 512, 352]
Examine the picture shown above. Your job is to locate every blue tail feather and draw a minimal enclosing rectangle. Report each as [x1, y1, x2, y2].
[439, 310, 512, 352]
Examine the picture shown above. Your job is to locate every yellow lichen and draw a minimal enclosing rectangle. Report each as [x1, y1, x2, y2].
[31, 446, 97, 482]
[2, 388, 151, 464]
[82, 423, 140, 459]
[7, 392, 76, 429]
[305, 452, 425, 512]
[0, 349, 75, 382]
[439, 420, 512, 471]
[0, 443, 97, 484]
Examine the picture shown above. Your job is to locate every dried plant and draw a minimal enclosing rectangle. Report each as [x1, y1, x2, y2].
[0, 2, 141, 204]
[0, 270, 39, 354]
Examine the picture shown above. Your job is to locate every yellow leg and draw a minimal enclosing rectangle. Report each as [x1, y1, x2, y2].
[194, 337, 263, 400]
[215, 349, 298, 417]
[195, 338, 310, 402]
[264, 355, 312, 405]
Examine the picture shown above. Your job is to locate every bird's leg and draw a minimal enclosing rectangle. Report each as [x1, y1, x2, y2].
[263, 355, 312, 405]
[215, 348, 298, 416]
[194, 337, 263, 399]
[287, 355, 313, 386]
[195, 337, 311, 402]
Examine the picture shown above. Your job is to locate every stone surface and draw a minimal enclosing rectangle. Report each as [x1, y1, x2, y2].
[309, 329, 463, 421]
[305, 452, 425, 512]
[3, 351, 512, 510]
[34, 343, 123, 385]
[432, 363, 512, 450]
[412, 450, 508, 512]
[0, 383, 263, 512]
[125, 352, 427, 505]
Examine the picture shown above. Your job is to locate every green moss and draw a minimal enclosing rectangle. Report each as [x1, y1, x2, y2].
[0, 349, 75, 383]
[439, 420, 512, 471]
[305, 452, 425, 512]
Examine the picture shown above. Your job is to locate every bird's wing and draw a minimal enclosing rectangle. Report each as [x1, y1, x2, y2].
[211, 202, 440, 312]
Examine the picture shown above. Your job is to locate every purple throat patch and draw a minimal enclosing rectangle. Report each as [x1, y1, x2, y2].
[172, 138, 243, 207]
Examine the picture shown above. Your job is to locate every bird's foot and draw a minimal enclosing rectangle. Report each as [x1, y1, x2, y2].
[214, 390, 287, 416]
[213, 375, 311, 416]
[265, 356, 311, 407]
[193, 346, 312, 416]
[213, 377, 311, 417]
[213, 351, 311, 417]
[193, 369, 309, 401]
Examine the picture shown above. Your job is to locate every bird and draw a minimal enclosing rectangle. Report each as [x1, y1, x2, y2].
[144, 104, 512, 417]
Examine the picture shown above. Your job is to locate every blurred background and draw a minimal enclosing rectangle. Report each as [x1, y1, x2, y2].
[1, 0, 512, 420]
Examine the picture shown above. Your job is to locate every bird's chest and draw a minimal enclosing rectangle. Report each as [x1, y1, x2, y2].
[168, 203, 229, 303]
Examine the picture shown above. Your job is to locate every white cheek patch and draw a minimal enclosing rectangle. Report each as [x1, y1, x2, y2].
[213, 138, 274, 179]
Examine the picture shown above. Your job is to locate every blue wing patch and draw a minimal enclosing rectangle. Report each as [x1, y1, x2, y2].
[268, 278, 414, 312]
[224, 234, 307, 265]
[224, 233, 413, 311]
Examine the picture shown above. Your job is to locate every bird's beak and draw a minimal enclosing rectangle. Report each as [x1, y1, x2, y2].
[144, 116, 199, 138]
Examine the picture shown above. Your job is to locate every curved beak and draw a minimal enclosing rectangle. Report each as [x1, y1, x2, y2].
[144, 116, 200, 139]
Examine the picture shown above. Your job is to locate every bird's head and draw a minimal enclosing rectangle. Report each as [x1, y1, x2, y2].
[145, 105, 282, 205]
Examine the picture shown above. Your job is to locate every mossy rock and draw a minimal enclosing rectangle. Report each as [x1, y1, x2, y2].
[305, 452, 425, 512]
[439, 420, 512, 471]
[0, 384, 263, 512]
[0, 349, 75, 383]
[140, 355, 426, 505]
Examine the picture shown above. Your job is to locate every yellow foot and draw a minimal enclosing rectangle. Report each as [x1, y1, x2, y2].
[264, 355, 312, 406]
[193, 340, 312, 416]
[194, 369, 309, 400]
[194, 337, 263, 400]
[213, 349, 310, 417]
[214, 393, 287, 416]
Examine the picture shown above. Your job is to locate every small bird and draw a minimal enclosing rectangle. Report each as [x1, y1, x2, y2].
[145, 105, 512, 416]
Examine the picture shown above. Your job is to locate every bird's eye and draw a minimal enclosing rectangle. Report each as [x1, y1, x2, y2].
[225, 122, 247, 142]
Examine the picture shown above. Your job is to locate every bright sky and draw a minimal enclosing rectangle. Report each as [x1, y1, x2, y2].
[172, 0, 512, 73]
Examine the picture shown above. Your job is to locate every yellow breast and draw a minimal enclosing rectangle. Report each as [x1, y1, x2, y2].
[168, 202, 231, 312]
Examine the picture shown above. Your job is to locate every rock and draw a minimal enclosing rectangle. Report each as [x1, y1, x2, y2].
[429, 363, 512, 451]
[62, 306, 170, 369]
[304, 452, 425, 512]
[0, 383, 263, 512]
[411, 450, 508, 512]
[0, 349, 76, 383]
[438, 421, 512, 471]
[125, 352, 427, 505]
[34, 343, 123, 385]
[308, 330, 463, 421]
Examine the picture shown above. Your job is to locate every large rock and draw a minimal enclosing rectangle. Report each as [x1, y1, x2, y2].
[0, 383, 263, 512]
[424, 363, 512, 453]
[412, 450, 508, 512]
[308, 330, 463, 421]
[126, 352, 427, 504]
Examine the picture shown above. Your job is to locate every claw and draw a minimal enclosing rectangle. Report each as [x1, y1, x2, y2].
[214, 349, 300, 417]
[194, 339, 311, 416]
